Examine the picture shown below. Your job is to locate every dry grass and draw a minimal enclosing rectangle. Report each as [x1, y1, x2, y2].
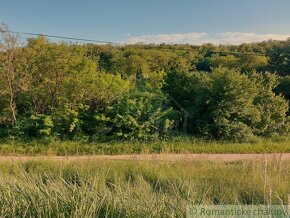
[0, 153, 290, 162]
[0, 158, 289, 217]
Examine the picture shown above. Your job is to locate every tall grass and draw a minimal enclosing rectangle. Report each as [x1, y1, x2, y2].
[0, 159, 289, 217]
[0, 135, 290, 155]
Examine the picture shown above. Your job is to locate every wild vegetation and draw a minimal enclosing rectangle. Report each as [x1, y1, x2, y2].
[0, 24, 289, 217]
[0, 136, 290, 155]
[0, 159, 289, 217]
[0, 25, 289, 145]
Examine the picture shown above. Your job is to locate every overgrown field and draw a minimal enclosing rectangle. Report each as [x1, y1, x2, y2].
[0, 136, 290, 155]
[0, 159, 289, 217]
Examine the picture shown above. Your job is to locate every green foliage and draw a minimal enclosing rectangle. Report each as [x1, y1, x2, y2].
[275, 75, 290, 114]
[93, 72, 132, 106]
[97, 90, 175, 140]
[0, 34, 289, 142]
[51, 105, 81, 138]
[267, 39, 290, 76]
[276, 75, 290, 99]
[239, 55, 268, 72]
[191, 69, 289, 141]
[15, 114, 53, 137]
[195, 58, 212, 72]
[191, 68, 259, 140]
[210, 55, 241, 69]
[1, 135, 290, 155]
[163, 70, 197, 108]
[250, 72, 289, 135]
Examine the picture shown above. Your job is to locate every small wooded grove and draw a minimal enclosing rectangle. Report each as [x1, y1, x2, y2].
[0, 29, 289, 142]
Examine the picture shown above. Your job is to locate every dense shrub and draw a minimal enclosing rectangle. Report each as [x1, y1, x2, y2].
[97, 90, 175, 140]
[14, 114, 53, 137]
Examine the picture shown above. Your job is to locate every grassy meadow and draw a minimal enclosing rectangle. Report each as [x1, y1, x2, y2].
[0, 159, 289, 217]
[0, 135, 290, 155]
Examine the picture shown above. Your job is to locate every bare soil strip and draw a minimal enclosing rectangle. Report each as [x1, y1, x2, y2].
[0, 153, 290, 162]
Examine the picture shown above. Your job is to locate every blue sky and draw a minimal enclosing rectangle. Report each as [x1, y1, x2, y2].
[1, 0, 290, 44]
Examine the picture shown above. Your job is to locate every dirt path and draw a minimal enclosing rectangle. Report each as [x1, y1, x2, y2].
[0, 153, 290, 162]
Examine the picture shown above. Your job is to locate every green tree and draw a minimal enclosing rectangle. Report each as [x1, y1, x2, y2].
[15, 37, 98, 114]
[275, 75, 290, 114]
[267, 40, 290, 76]
[163, 70, 196, 108]
[239, 54, 268, 72]
[210, 55, 240, 69]
[251, 72, 289, 135]
[191, 68, 289, 141]
[0, 25, 22, 124]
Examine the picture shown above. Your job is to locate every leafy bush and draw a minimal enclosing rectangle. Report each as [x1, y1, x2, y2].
[97, 90, 175, 140]
[14, 105, 95, 139]
[51, 104, 100, 139]
[14, 114, 53, 137]
[51, 106, 81, 139]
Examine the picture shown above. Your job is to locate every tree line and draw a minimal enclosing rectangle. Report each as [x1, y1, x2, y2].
[0, 26, 289, 141]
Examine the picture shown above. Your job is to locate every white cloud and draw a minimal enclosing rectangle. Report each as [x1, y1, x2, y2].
[126, 32, 207, 44]
[126, 32, 290, 45]
[216, 32, 290, 44]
